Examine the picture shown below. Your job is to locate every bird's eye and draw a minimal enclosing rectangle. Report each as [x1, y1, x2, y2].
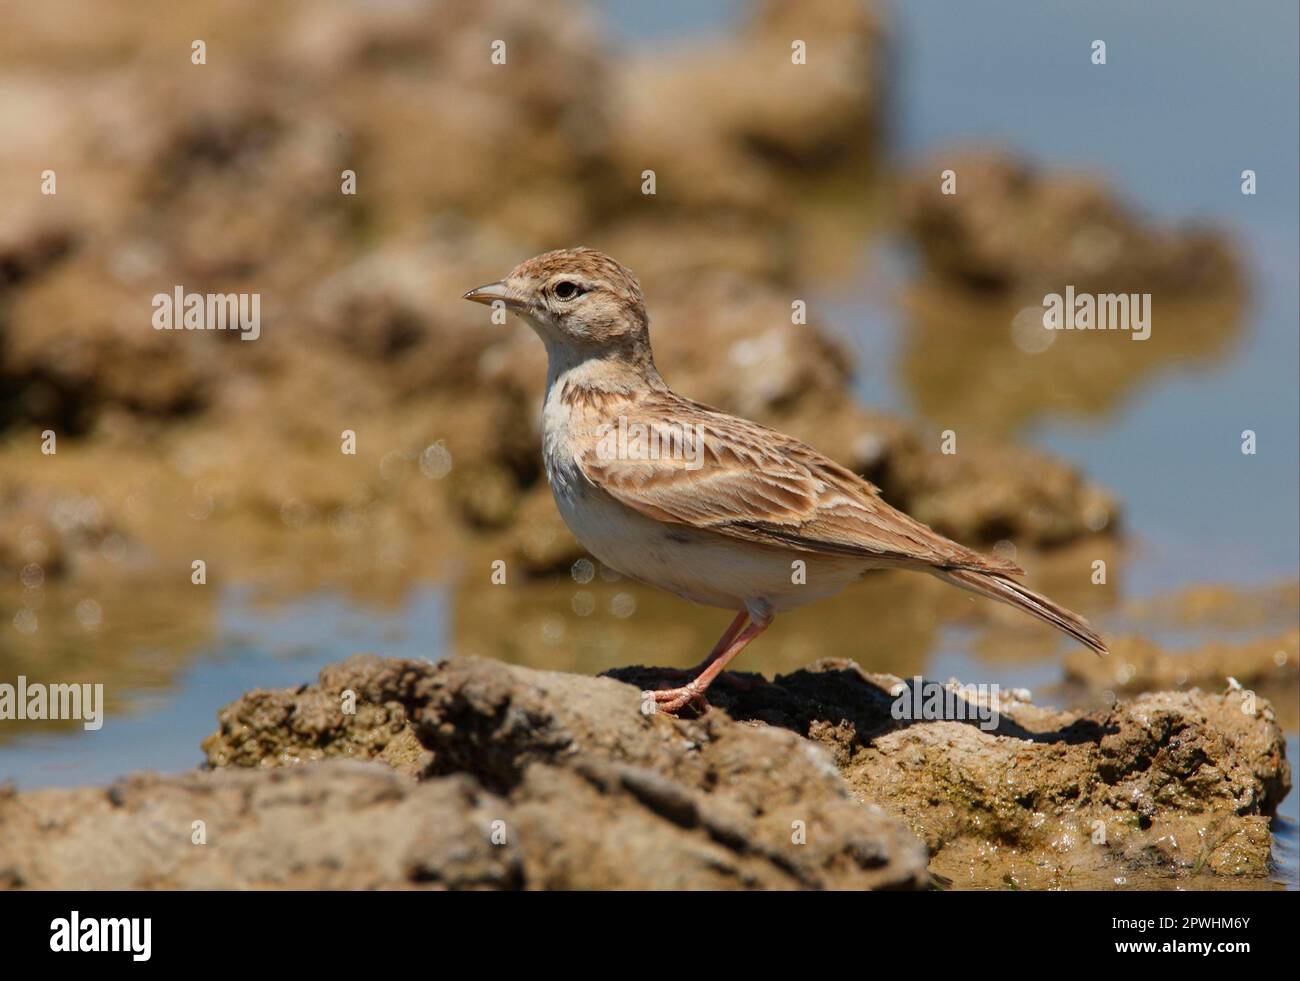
[553, 281, 580, 300]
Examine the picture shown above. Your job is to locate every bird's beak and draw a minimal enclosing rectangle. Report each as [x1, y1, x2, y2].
[462, 281, 524, 311]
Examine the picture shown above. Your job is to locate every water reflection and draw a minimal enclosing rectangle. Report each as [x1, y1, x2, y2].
[899, 284, 1246, 438]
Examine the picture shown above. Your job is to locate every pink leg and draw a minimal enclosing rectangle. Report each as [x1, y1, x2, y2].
[687, 610, 749, 673]
[650, 611, 773, 715]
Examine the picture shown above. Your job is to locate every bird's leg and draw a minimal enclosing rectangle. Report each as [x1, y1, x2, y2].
[687, 610, 749, 673]
[652, 610, 748, 685]
[650, 612, 773, 715]
[686, 610, 763, 691]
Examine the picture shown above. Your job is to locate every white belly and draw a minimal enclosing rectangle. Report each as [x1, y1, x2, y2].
[546, 457, 864, 613]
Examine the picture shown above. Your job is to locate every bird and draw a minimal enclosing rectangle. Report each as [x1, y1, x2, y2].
[464, 247, 1107, 714]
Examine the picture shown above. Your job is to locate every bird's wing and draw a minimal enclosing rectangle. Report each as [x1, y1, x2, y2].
[574, 393, 1022, 575]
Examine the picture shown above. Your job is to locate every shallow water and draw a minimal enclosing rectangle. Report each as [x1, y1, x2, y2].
[1, 0, 1296, 889]
[1, 586, 448, 788]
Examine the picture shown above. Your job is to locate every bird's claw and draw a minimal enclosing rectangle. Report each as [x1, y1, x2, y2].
[645, 684, 710, 717]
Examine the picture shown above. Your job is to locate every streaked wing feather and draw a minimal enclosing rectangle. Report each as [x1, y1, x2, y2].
[576, 393, 1021, 576]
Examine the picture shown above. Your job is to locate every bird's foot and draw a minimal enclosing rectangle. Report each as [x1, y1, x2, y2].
[645, 683, 710, 717]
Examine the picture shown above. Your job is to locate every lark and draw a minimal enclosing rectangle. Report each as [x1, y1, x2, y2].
[465, 248, 1107, 714]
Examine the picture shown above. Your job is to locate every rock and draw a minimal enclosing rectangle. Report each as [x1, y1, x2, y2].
[842, 405, 1119, 546]
[1124, 582, 1300, 632]
[410, 660, 930, 888]
[0, 215, 74, 293]
[647, 274, 858, 420]
[0, 764, 524, 890]
[0, 479, 120, 581]
[900, 147, 1240, 296]
[201, 655, 433, 777]
[7, 653, 1287, 888]
[1065, 628, 1299, 698]
[6, 654, 931, 890]
[282, 0, 615, 244]
[201, 654, 1287, 887]
[2, 253, 214, 432]
[208, 655, 932, 889]
[305, 247, 502, 395]
[607, 0, 887, 220]
[606, 658, 1291, 885]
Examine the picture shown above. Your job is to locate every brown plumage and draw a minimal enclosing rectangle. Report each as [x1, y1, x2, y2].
[465, 247, 1108, 714]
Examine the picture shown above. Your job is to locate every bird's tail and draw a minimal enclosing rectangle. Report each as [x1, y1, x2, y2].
[938, 568, 1108, 657]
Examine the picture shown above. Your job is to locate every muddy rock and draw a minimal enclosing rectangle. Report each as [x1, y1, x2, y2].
[0, 747, 920, 891]
[1065, 628, 1299, 697]
[205, 654, 1288, 888]
[900, 147, 1239, 296]
[0, 764, 525, 890]
[1125, 582, 1300, 633]
[843, 405, 1119, 546]
[3, 253, 214, 432]
[201, 655, 434, 777]
[607, 658, 1290, 886]
[405, 652, 925, 888]
[0, 215, 74, 293]
[287, 0, 614, 244]
[0, 477, 122, 581]
[26, 653, 929, 890]
[9, 653, 1285, 888]
[607, 0, 887, 221]
[206, 655, 932, 889]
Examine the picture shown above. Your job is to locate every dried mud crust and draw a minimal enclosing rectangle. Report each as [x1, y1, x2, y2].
[200, 654, 1289, 888]
[612, 659, 1290, 887]
[2, 655, 929, 890]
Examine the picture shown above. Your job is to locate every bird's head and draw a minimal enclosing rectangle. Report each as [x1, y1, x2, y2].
[463, 247, 653, 367]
